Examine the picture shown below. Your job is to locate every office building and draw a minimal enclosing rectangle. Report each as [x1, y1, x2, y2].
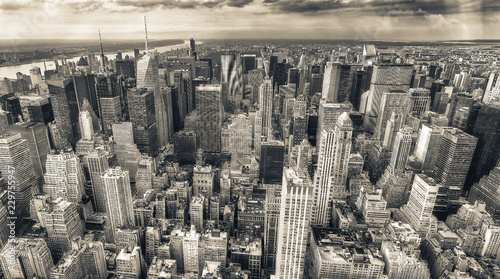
[0, 133, 37, 216]
[374, 90, 410, 140]
[322, 62, 341, 101]
[83, 150, 109, 212]
[195, 84, 223, 153]
[316, 102, 351, 148]
[312, 112, 352, 226]
[101, 167, 134, 242]
[190, 195, 205, 232]
[44, 151, 85, 203]
[259, 140, 285, 184]
[127, 88, 159, 158]
[0, 238, 54, 279]
[38, 199, 84, 261]
[363, 64, 413, 132]
[275, 168, 314, 279]
[408, 88, 431, 115]
[259, 78, 273, 138]
[193, 165, 214, 196]
[116, 246, 145, 279]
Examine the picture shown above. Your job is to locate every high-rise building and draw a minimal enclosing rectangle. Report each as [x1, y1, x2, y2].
[29, 66, 43, 86]
[116, 246, 145, 279]
[312, 112, 352, 226]
[38, 199, 84, 260]
[374, 90, 409, 140]
[322, 62, 341, 101]
[466, 105, 500, 190]
[101, 167, 134, 242]
[414, 124, 451, 170]
[259, 140, 285, 184]
[145, 226, 162, 265]
[433, 128, 477, 191]
[264, 185, 281, 271]
[397, 174, 439, 237]
[356, 185, 391, 228]
[44, 151, 85, 203]
[259, 78, 274, 139]
[190, 195, 205, 232]
[48, 78, 79, 148]
[5, 122, 50, 184]
[0, 133, 37, 216]
[248, 69, 265, 103]
[275, 168, 314, 279]
[408, 88, 431, 115]
[388, 128, 412, 174]
[127, 88, 159, 158]
[381, 241, 430, 279]
[195, 84, 223, 153]
[99, 95, 122, 136]
[468, 167, 500, 218]
[137, 50, 168, 148]
[0, 238, 54, 279]
[193, 165, 214, 196]
[83, 150, 109, 212]
[72, 238, 108, 279]
[136, 157, 154, 197]
[183, 226, 201, 274]
[50, 246, 85, 279]
[316, 102, 352, 148]
[220, 53, 243, 107]
[363, 64, 413, 132]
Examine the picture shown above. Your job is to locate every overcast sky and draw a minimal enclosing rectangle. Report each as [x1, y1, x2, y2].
[1, 0, 500, 41]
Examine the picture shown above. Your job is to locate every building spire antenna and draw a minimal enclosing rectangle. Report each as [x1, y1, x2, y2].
[144, 16, 148, 53]
[99, 28, 106, 72]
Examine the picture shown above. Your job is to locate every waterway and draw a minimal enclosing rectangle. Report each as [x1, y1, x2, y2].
[0, 40, 197, 79]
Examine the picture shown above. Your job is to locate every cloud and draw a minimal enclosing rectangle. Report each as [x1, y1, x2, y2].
[0, 0, 30, 11]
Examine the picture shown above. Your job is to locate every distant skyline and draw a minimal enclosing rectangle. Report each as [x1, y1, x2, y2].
[1, 0, 500, 41]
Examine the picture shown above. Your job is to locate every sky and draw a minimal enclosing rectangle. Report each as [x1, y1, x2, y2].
[1, 0, 500, 41]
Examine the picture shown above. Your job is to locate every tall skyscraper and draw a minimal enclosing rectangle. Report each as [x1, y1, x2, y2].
[397, 174, 439, 236]
[363, 64, 413, 132]
[5, 122, 50, 184]
[44, 151, 85, 203]
[99, 95, 122, 136]
[414, 124, 451, 170]
[259, 78, 274, 139]
[388, 128, 413, 174]
[316, 102, 352, 148]
[468, 167, 500, 218]
[101, 167, 134, 242]
[275, 168, 314, 279]
[408, 88, 431, 115]
[48, 78, 79, 148]
[322, 62, 340, 101]
[0, 133, 37, 216]
[0, 238, 54, 279]
[374, 90, 410, 140]
[264, 186, 281, 271]
[220, 53, 243, 107]
[127, 88, 159, 158]
[312, 112, 352, 226]
[38, 199, 84, 260]
[84, 150, 109, 212]
[259, 140, 285, 184]
[195, 84, 223, 153]
[137, 49, 168, 148]
[433, 128, 478, 191]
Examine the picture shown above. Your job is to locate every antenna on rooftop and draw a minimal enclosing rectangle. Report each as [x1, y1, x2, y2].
[144, 16, 149, 53]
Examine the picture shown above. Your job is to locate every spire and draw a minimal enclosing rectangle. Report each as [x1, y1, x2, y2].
[98, 29, 106, 73]
[144, 16, 148, 53]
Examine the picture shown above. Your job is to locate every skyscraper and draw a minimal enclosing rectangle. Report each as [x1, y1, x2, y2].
[312, 112, 352, 226]
[322, 61, 340, 101]
[101, 167, 134, 242]
[275, 168, 314, 279]
[397, 174, 439, 236]
[408, 88, 431, 115]
[433, 128, 478, 191]
[44, 151, 85, 203]
[468, 167, 500, 218]
[137, 49, 168, 148]
[259, 78, 274, 139]
[374, 90, 410, 140]
[316, 102, 352, 148]
[0, 133, 37, 217]
[38, 199, 84, 260]
[259, 140, 285, 184]
[48, 78, 79, 148]
[195, 84, 223, 153]
[127, 88, 159, 158]
[84, 150, 109, 212]
[363, 64, 413, 132]
[264, 185, 281, 271]
[0, 238, 54, 279]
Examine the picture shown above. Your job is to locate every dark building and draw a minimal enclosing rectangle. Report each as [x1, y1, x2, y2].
[73, 73, 98, 116]
[116, 60, 136, 78]
[269, 56, 278, 77]
[465, 105, 500, 191]
[242, 54, 256, 74]
[259, 140, 285, 184]
[272, 63, 288, 90]
[127, 88, 159, 158]
[48, 78, 79, 147]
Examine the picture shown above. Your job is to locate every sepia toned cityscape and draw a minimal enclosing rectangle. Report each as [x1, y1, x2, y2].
[1, 1, 500, 278]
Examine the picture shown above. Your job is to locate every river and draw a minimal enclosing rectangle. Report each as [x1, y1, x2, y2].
[0, 40, 198, 79]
